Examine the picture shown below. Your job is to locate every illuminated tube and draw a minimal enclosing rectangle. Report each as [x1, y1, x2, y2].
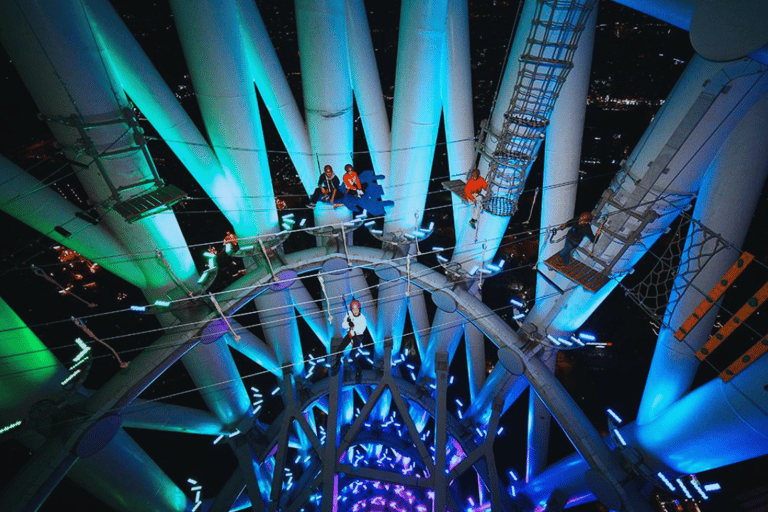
[383, 0, 448, 233]
[253, 285, 305, 375]
[450, 0, 538, 266]
[66, 428, 189, 512]
[443, 0, 476, 227]
[84, 0, 238, 223]
[639, 93, 768, 424]
[169, 0, 278, 237]
[295, 0, 353, 176]
[345, 0, 391, 176]
[0, 156, 146, 288]
[180, 340, 251, 428]
[234, 0, 315, 193]
[535, 5, 597, 309]
[526, 56, 768, 336]
[0, 296, 67, 422]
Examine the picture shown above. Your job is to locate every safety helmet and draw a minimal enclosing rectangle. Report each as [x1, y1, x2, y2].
[345, 164, 354, 172]
[323, 164, 333, 173]
[579, 212, 594, 224]
[350, 299, 361, 312]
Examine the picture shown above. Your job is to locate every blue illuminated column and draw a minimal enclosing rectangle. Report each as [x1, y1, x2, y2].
[383, 0, 448, 234]
[84, 0, 229, 210]
[169, 0, 278, 238]
[0, 0, 198, 300]
[443, 0, 476, 225]
[346, 0, 392, 176]
[253, 285, 306, 376]
[235, 0, 315, 193]
[296, 0, 353, 176]
[526, 56, 768, 337]
[638, 92, 768, 424]
[534, 6, 597, 308]
[451, 0, 538, 266]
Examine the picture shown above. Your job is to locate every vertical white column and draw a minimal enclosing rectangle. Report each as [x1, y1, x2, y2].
[236, 0, 315, 194]
[451, 0, 539, 265]
[170, 0, 278, 238]
[383, 0, 448, 233]
[345, 0, 392, 175]
[85, 0, 226, 206]
[443, 0, 476, 225]
[295, 0, 353, 175]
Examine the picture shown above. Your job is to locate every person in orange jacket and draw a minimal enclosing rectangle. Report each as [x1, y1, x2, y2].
[464, 168, 488, 229]
[342, 164, 365, 198]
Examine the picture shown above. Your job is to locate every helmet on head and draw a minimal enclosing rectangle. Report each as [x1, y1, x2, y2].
[345, 164, 354, 172]
[350, 299, 361, 312]
[323, 165, 333, 173]
[579, 212, 594, 224]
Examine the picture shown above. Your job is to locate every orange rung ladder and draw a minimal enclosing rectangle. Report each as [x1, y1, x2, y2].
[674, 252, 754, 342]
[697, 280, 768, 360]
[719, 334, 768, 382]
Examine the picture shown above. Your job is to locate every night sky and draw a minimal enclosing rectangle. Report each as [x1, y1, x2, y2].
[1, 1, 767, 511]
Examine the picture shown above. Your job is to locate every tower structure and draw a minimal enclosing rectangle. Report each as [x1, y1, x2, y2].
[1, 1, 768, 511]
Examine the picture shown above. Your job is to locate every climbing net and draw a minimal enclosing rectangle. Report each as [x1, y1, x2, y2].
[621, 214, 730, 331]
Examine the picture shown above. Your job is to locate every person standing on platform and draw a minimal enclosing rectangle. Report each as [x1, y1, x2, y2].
[558, 212, 600, 265]
[343, 299, 368, 382]
[464, 168, 488, 229]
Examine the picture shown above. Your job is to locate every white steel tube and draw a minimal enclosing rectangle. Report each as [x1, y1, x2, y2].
[382, 0, 449, 233]
[535, 6, 597, 306]
[253, 286, 306, 375]
[169, 0, 278, 238]
[345, 0, 392, 175]
[181, 339, 252, 429]
[0, 0, 198, 298]
[235, 0, 315, 194]
[443, 0, 476, 225]
[638, 92, 768, 424]
[526, 57, 768, 336]
[295, 0, 353, 176]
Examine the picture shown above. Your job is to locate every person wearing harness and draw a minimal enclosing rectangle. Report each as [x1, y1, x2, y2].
[558, 212, 600, 265]
[464, 168, 488, 229]
[342, 164, 365, 197]
[308, 165, 342, 207]
[331, 299, 369, 381]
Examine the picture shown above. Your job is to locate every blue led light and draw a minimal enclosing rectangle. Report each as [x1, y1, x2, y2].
[607, 408, 623, 424]
[657, 472, 676, 492]
[578, 332, 596, 341]
[676, 478, 693, 499]
[509, 298, 524, 307]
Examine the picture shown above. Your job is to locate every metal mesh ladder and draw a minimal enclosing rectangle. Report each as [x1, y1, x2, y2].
[480, 0, 596, 217]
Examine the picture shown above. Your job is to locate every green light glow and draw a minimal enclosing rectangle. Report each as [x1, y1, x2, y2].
[0, 297, 64, 411]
